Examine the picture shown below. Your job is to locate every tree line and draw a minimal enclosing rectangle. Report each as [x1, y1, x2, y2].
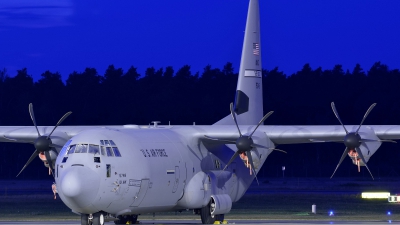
[1, 61, 400, 179]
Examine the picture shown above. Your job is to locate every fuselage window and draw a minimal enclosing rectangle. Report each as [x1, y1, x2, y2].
[106, 147, 114, 157]
[112, 147, 121, 157]
[74, 144, 88, 153]
[109, 140, 116, 146]
[106, 164, 111, 177]
[100, 140, 104, 145]
[101, 146, 106, 156]
[68, 145, 76, 154]
[88, 144, 100, 154]
[104, 140, 110, 146]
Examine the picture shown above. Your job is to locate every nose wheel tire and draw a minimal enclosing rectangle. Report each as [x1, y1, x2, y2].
[91, 212, 104, 225]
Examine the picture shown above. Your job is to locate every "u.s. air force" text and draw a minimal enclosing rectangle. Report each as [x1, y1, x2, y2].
[140, 149, 168, 157]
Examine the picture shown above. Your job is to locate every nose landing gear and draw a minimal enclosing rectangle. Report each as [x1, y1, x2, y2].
[81, 212, 105, 225]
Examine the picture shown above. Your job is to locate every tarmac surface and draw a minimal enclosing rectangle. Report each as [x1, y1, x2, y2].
[0, 220, 397, 225]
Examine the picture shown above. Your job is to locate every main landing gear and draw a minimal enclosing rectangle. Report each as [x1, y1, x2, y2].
[114, 214, 138, 224]
[199, 202, 225, 224]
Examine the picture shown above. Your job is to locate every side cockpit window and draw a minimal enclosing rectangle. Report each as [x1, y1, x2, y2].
[113, 147, 121, 157]
[68, 145, 76, 154]
[100, 140, 121, 157]
[60, 140, 72, 156]
[106, 147, 114, 157]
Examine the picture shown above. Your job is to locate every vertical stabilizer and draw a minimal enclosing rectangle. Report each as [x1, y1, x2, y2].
[215, 0, 263, 125]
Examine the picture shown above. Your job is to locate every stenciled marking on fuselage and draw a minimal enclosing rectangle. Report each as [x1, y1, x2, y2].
[140, 149, 168, 158]
[129, 179, 141, 187]
[118, 180, 127, 184]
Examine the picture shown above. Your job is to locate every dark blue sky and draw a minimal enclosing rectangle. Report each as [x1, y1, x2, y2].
[1, 0, 400, 81]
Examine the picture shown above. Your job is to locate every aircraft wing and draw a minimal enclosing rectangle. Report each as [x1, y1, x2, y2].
[195, 124, 400, 146]
[264, 125, 400, 144]
[0, 126, 109, 144]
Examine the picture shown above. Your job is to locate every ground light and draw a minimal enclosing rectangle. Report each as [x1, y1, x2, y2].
[361, 192, 390, 199]
[329, 211, 334, 216]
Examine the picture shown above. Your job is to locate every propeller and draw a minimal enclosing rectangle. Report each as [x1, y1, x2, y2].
[329, 102, 396, 180]
[204, 103, 285, 184]
[16, 103, 72, 177]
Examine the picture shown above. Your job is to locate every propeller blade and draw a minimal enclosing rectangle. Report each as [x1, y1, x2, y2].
[230, 103, 242, 137]
[17, 149, 40, 177]
[44, 150, 53, 170]
[47, 111, 72, 139]
[29, 103, 41, 137]
[270, 148, 287, 154]
[248, 111, 274, 138]
[252, 167, 259, 185]
[356, 103, 377, 134]
[222, 150, 241, 171]
[361, 139, 397, 143]
[355, 147, 374, 180]
[203, 135, 236, 144]
[331, 102, 349, 134]
[250, 143, 287, 153]
[330, 147, 350, 179]
[246, 150, 259, 185]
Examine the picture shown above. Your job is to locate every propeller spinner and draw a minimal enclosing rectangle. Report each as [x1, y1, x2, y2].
[17, 103, 72, 177]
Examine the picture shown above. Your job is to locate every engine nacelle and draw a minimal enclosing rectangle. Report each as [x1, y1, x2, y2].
[210, 194, 232, 215]
[350, 128, 382, 166]
[177, 171, 211, 209]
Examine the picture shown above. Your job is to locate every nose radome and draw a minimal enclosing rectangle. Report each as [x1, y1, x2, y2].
[60, 166, 100, 210]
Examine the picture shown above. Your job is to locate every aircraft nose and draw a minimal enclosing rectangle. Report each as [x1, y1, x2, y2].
[59, 166, 100, 211]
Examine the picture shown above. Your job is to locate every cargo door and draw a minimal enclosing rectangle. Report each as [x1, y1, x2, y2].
[130, 179, 149, 207]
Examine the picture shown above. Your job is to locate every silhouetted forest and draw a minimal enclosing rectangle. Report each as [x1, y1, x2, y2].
[1, 61, 400, 180]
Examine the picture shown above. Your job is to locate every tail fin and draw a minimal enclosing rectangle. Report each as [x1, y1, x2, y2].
[215, 0, 263, 125]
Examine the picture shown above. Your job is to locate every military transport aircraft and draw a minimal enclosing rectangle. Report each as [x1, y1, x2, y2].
[3, 0, 400, 224]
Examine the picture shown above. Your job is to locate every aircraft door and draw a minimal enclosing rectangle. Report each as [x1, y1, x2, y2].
[130, 179, 149, 207]
[172, 166, 179, 193]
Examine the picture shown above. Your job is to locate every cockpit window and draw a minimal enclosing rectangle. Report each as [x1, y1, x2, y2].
[68, 145, 76, 154]
[106, 147, 114, 156]
[74, 144, 88, 153]
[113, 147, 121, 157]
[88, 144, 100, 154]
[101, 146, 106, 156]
[98, 140, 121, 157]
[60, 140, 72, 156]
